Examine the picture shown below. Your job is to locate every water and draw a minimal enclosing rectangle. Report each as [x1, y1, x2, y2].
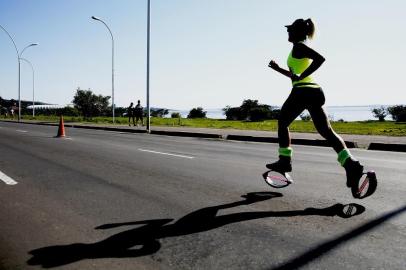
[168, 105, 390, 121]
[323, 106, 387, 122]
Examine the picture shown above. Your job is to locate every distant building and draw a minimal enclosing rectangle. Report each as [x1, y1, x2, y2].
[26, 104, 73, 110]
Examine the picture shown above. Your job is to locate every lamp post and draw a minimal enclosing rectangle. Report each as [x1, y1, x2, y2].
[91, 16, 115, 124]
[0, 25, 20, 119]
[18, 43, 38, 120]
[20, 58, 35, 117]
[146, 0, 151, 133]
[1, 25, 37, 121]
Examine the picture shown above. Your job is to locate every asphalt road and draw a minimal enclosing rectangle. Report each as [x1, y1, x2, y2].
[0, 121, 405, 270]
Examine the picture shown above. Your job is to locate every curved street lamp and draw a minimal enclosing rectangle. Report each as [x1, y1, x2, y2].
[20, 58, 35, 117]
[18, 43, 38, 119]
[0, 24, 37, 121]
[91, 16, 115, 124]
[0, 24, 20, 119]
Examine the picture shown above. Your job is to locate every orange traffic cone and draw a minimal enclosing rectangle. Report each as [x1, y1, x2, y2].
[56, 115, 66, 137]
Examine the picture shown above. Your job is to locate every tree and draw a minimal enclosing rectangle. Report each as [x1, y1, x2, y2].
[249, 106, 271, 121]
[223, 99, 279, 121]
[372, 106, 388, 122]
[151, 108, 169, 118]
[114, 106, 127, 117]
[171, 112, 181, 118]
[72, 88, 110, 118]
[387, 105, 406, 122]
[188, 107, 206, 118]
[240, 99, 260, 119]
[223, 106, 242, 120]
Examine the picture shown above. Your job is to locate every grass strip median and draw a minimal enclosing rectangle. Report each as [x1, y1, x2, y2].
[2, 115, 406, 136]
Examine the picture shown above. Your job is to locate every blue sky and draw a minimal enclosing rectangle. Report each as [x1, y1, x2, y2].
[1, 0, 405, 110]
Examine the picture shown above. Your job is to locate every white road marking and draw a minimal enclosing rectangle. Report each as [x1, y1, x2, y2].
[16, 130, 28, 133]
[138, 148, 194, 159]
[0, 170, 18, 185]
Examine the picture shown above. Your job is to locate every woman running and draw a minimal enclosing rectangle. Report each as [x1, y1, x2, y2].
[267, 18, 366, 197]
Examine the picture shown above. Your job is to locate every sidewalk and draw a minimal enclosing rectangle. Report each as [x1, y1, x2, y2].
[2, 119, 406, 152]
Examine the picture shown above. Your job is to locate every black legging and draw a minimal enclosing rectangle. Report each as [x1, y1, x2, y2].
[278, 87, 346, 153]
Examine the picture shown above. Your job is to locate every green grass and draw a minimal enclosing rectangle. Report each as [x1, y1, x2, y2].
[2, 115, 405, 136]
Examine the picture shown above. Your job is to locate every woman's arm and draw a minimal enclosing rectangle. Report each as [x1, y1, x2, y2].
[268, 60, 295, 79]
[293, 43, 325, 80]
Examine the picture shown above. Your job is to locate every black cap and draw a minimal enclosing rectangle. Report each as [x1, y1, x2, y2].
[285, 19, 305, 30]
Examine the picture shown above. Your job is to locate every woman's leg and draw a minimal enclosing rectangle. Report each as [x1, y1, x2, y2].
[278, 91, 306, 148]
[308, 106, 346, 153]
[308, 103, 363, 190]
[266, 90, 305, 171]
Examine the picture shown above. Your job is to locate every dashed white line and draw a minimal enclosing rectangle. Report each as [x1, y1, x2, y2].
[16, 130, 28, 133]
[0, 170, 18, 185]
[138, 148, 194, 159]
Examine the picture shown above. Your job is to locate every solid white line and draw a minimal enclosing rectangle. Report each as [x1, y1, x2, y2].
[16, 130, 28, 133]
[0, 170, 18, 185]
[138, 148, 194, 159]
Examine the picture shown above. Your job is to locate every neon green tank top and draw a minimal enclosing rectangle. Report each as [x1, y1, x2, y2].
[287, 47, 320, 88]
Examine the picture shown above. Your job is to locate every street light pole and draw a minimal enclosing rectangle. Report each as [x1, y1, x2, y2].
[146, 0, 151, 133]
[18, 44, 37, 120]
[20, 58, 35, 117]
[1, 25, 37, 121]
[0, 24, 20, 119]
[91, 16, 115, 124]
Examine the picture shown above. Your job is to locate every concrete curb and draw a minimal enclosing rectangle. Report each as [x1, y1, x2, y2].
[368, 143, 406, 152]
[226, 135, 358, 148]
[2, 120, 405, 152]
[150, 130, 222, 139]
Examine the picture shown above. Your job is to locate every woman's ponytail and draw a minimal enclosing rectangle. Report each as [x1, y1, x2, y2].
[305, 18, 316, 39]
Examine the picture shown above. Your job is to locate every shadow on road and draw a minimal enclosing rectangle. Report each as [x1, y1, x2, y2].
[27, 192, 366, 268]
[271, 204, 406, 270]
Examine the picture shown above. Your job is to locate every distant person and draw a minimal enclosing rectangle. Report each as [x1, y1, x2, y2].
[267, 18, 370, 197]
[134, 100, 143, 126]
[127, 102, 135, 126]
[10, 103, 17, 119]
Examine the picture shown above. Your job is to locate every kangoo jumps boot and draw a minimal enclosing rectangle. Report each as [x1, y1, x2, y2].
[266, 156, 292, 174]
[344, 158, 364, 189]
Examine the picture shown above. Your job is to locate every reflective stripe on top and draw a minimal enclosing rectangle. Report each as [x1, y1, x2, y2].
[293, 82, 320, 88]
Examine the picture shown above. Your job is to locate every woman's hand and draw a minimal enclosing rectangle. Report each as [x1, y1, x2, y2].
[268, 60, 279, 70]
[268, 60, 297, 80]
